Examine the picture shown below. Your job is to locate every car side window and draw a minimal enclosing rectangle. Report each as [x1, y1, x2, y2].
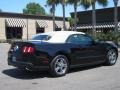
[66, 34, 93, 45]
[32, 35, 51, 41]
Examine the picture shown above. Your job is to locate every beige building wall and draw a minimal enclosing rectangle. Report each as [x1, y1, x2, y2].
[45, 20, 53, 32]
[21, 19, 27, 40]
[27, 19, 36, 39]
[0, 17, 6, 40]
[66, 22, 70, 30]
[0, 16, 70, 40]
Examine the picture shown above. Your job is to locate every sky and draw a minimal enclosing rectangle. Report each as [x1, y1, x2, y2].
[0, 0, 120, 17]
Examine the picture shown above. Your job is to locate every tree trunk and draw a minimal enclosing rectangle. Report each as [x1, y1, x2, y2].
[92, 1, 96, 38]
[113, 0, 118, 34]
[62, 0, 66, 31]
[113, 0, 119, 45]
[52, 3, 56, 31]
[74, 2, 77, 31]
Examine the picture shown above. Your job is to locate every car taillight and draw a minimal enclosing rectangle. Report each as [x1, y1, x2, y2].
[22, 46, 35, 54]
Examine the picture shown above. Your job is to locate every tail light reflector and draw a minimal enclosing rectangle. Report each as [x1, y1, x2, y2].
[22, 46, 35, 54]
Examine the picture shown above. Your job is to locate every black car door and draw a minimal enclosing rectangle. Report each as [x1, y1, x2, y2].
[67, 34, 106, 65]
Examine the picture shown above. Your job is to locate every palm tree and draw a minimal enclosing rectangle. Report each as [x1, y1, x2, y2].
[0, 9, 2, 12]
[113, 0, 119, 45]
[58, 0, 68, 31]
[68, 17, 75, 31]
[62, 0, 67, 30]
[47, 0, 59, 31]
[81, 0, 108, 38]
[68, 0, 81, 31]
[113, 0, 119, 34]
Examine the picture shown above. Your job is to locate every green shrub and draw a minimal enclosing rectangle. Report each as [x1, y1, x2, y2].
[95, 32, 120, 45]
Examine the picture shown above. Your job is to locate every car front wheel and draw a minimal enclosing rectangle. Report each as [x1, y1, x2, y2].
[106, 49, 117, 65]
[50, 55, 69, 77]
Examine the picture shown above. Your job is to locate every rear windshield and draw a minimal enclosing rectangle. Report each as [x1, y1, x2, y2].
[32, 35, 51, 41]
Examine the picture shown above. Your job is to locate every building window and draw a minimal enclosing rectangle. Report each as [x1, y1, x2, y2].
[36, 27, 45, 34]
[6, 27, 23, 39]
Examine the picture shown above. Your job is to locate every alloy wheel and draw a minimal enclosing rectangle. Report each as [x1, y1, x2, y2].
[107, 49, 117, 65]
[54, 57, 68, 75]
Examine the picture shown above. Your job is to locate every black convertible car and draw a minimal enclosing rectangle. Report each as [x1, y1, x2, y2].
[8, 31, 118, 77]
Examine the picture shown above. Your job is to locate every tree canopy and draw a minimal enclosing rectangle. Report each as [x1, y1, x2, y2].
[0, 9, 2, 12]
[23, 2, 46, 15]
[81, 0, 108, 9]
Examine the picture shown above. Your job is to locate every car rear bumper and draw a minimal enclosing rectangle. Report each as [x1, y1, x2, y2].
[8, 59, 49, 71]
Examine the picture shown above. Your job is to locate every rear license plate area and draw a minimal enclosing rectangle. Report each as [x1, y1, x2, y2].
[12, 56, 16, 62]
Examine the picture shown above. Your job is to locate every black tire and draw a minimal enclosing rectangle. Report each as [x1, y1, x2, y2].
[105, 49, 117, 66]
[49, 55, 69, 77]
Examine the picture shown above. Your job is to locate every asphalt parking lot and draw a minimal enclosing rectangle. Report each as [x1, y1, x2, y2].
[0, 43, 120, 90]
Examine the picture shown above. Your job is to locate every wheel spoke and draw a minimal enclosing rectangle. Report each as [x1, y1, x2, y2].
[55, 67, 60, 72]
[63, 64, 67, 68]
